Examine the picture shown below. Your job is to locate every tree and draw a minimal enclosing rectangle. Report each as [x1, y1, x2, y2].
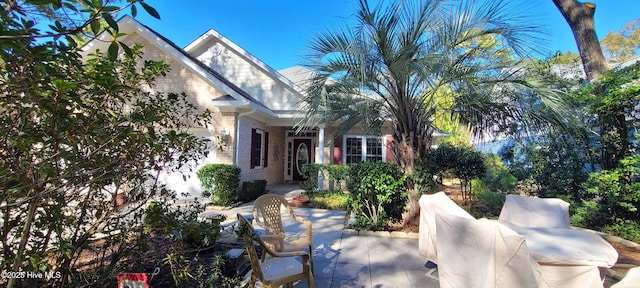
[299, 0, 571, 223]
[601, 18, 640, 62]
[552, 0, 609, 82]
[1, 1, 213, 287]
[549, 50, 581, 64]
[575, 61, 640, 169]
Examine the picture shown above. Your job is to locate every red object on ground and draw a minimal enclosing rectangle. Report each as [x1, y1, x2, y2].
[291, 196, 310, 206]
[117, 273, 148, 288]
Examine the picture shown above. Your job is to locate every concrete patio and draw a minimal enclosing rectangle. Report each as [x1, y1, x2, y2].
[209, 184, 438, 288]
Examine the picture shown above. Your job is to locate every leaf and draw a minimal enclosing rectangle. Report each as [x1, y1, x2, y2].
[139, 1, 160, 19]
[63, 2, 79, 12]
[119, 41, 133, 58]
[102, 13, 118, 32]
[65, 36, 77, 48]
[108, 42, 119, 60]
[130, 5, 137, 17]
[106, 108, 116, 117]
[90, 19, 101, 35]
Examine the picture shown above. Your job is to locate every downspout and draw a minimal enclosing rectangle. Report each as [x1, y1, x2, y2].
[234, 106, 257, 165]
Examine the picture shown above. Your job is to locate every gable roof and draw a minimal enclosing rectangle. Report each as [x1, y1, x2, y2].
[82, 15, 272, 113]
[184, 29, 305, 95]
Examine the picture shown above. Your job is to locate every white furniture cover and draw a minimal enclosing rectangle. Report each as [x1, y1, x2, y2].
[611, 267, 640, 288]
[498, 194, 619, 288]
[498, 194, 618, 267]
[435, 212, 545, 288]
[499, 194, 571, 228]
[418, 192, 474, 263]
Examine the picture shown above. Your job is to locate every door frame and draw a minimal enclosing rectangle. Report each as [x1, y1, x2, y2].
[284, 130, 317, 182]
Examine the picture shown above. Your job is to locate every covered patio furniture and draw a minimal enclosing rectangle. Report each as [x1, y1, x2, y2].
[435, 212, 545, 288]
[611, 266, 640, 288]
[237, 214, 314, 288]
[499, 194, 571, 228]
[499, 194, 618, 288]
[418, 192, 475, 279]
[253, 194, 314, 272]
[418, 192, 475, 263]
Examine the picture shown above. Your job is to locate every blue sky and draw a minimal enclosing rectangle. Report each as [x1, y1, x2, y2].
[132, 0, 640, 70]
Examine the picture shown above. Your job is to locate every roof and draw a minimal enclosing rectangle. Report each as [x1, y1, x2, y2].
[82, 16, 271, 112]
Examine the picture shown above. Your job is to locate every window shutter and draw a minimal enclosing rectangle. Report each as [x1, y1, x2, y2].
[264, 132, 269, 167]
[385, 135, 393, 162]
[250, 128, 257, 169]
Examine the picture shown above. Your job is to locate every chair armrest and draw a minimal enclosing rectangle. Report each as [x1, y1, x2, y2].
[260, 234, 284, 252]
[269, 249, 310, 258]
[259, 235, 310, 258]
[294, 217, 313, 239]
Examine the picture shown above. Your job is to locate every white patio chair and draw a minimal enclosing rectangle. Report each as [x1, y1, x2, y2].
[253, 194, 314, 273]
[237, 214, 314, 288]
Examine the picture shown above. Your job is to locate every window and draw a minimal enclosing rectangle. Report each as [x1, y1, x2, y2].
[251, 128, 268, 169]
[344, 135, 384, 165]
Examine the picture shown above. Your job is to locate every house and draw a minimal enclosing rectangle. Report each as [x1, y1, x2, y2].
[83, 16, 446, 198]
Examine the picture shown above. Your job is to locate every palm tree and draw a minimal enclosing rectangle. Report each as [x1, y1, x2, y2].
[298, 0, 571, 222]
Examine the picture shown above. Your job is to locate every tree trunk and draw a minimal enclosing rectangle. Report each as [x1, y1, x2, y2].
[552, 0, 609, 82]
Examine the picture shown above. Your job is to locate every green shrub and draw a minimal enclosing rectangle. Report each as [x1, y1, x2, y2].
[324, 164, 351, 191]
[300, 163, 321, 191]
[428, 144, 486, 201]
[196, 164, 241, 205]
[480, 153, 517, 194]
[144, 201, 223, 250]
[573, 154, 640, 241]
[470, 189, 506, 218]
[301, 164, 351, 192]
[239, 180, 267, 202]
[604, 220, 640, 243]
[347, 161, 407, 229]
[413, 157, 437, 194]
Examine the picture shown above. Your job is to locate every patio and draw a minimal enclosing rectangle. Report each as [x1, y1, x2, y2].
[210, 185, 437, 288]
[207, 185, 632, 288]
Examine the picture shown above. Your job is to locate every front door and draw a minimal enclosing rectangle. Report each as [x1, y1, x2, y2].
[292, 139, 311, 181]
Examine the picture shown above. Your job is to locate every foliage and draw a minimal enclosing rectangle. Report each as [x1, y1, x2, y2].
[140, 200, 240, 287]
[300, 163, 351, 192]
[304, 191, 350, 210]
[429, 144, 486, 201]
[572, 154, 640, 242]
[574, 61, 640, 169]
[477, 153, 518, 194]
[300, 163, 321, 191]
[298, 0, 571, 180]
[239, 180, 267, 202]
[144, 201, 223, 250]
[323, 164, 351, 191]
[503, 136, 592, 199]
[468, 190, 506, 218]
[0, 1, 219, 287]
[196, 164, 241, 205]
[601, 18, 640, 62]
[347, 162, 407, 229]
[548, 50, 581, 64]
[412, 157, 437, 194]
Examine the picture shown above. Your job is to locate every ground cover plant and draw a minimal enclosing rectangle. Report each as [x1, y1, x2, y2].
[303, 191, 350, 210]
